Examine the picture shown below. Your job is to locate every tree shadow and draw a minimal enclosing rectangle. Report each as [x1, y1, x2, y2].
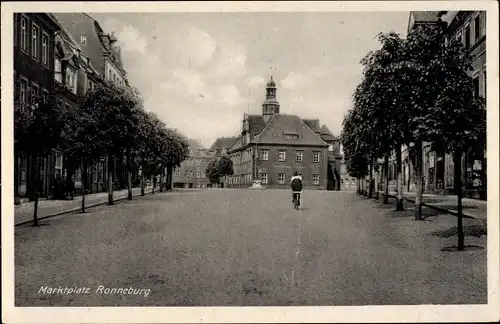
[429, 224, 487, 238]
[441, 245, 484, 252]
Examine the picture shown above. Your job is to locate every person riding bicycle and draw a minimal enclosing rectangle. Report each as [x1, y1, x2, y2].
[290, 172, 303, 207]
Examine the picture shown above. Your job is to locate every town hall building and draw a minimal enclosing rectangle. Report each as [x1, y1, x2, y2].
[219, 77, 343, 190]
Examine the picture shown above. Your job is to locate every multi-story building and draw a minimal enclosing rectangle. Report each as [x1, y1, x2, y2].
[13, 13, 61, 202]
[222, 77, 342, 190]
[52, 13, 131, 194]
[383, 11, 487, 199]
[172, 139, 216, 188]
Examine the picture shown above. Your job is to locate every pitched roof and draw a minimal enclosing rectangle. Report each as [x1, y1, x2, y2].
[303, 119, 321, 133]
[209, 137, 239, 152]
[248, 115, 266, 135]
[319, 124, 336, 141]
[228, 136, 244, 151]
[253, 114, 328, 147]
[52, 13, 126, 77]
[411, 11, 440, 22]
[187, 138, 207, 157]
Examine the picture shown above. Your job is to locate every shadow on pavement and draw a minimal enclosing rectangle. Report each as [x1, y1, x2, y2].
[430, 224, 487, 238]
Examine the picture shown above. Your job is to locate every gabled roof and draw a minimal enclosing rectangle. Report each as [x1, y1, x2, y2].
[52, 13, 126, 77]
[228, 136, 244, 151]
[412, 11, 440, 22]
[303, 119, 321, 133]
[209, 137, 239, 153]
[253, 114, 329, 147]
[319, 124, 336, 141]
[187, 138, 207, 157]
[248, 115, 266, 135]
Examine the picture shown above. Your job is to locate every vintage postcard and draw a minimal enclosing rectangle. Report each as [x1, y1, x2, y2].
[1, 1, 499, 323]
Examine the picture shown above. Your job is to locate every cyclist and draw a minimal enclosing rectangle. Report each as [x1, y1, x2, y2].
[290, 172, 303, 208]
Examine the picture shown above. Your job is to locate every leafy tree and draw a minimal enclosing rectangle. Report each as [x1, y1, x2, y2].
[216, 155, 234, 178]
[205, 160, 220, 185]
[14, 95, 66, 226]
[79, 82, 143, 205]
[420, 32, 487, 250]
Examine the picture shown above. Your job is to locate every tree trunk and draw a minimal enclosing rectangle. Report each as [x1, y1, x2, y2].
[32, 155, 41, 227]
[152, 176, 156, 195]
[396, 144, 404, 211]
[127, 149, 133, 200]
[140, 164, 145, 197]
[14, 154, 21, 205]
[374, 167, 379, 200]
[107, 154, 114, 205]
[414, 141, 424, 221]
[356, 178, 360, 194]
[454, 149, 465, 250]
[368, 165, 373, 198]
[166, 164, 173, 191]
[159, 170, 164, 193]
[383, 155, 389, 204]
[81, 159, 87, 213]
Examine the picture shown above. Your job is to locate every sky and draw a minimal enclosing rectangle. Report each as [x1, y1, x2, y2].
[92, 12, 409, 149]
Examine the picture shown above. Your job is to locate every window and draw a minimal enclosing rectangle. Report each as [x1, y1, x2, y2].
[20, 77, 28, 105]
[278, 151, 286, 161]
[54, 58, 62, 82]
[464, 24, 471, 49]
[261, 173, 268, 184]
[277, 173, 285, 184]
[32, 23, 39, 59]
[473, 76, 480, 99]
[31, 82, 39, 103]
[189, 170, 193, 177]
[66, 68, 76, 93]
[313, 151, 320, 163]
[474, 15, 481, 41]
[41, 33, 49, 66]
[55, 153, 63, 171]
[295, 151, 303, 162]
[196, 170, 200, 178]
[64, 103, 71, 113]
[42, 89, 49, 102]
[313, 174, 320, 185]
[483, 69, 487, 98]
[455, 31, 462, 44]
[285, 133, 299, 140]
[20, 15, 28, 52]
[175, 168, 181, 176]
[87, 79, 94, 92]
[81, 35, 87, 46]
[261, 150, 269, 161]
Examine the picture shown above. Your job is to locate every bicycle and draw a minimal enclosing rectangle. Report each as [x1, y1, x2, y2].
[293, 192, 301, 210]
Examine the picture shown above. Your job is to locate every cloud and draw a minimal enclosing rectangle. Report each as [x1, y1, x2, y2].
[280, 72, 309, 89]
[102, 19, 148, 54]
[171, 26, 217, 67]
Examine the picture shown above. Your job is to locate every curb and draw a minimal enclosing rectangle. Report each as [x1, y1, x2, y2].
[15, 189, 154, 227]
[376, 192, 477, 219]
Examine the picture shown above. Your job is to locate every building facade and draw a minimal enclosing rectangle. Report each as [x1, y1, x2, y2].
[13, 13, 61, 201]
[381, 11, 487, 199]
[52, 13, 131, 194]
[172, 139, 216, 188]
[220, 77, 342, 190]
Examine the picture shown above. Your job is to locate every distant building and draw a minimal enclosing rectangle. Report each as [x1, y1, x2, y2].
[217, 77, 342, 190]
[172, 139, 217, 188]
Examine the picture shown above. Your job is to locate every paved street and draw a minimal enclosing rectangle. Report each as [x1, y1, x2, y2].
[15, 189, 487, 306]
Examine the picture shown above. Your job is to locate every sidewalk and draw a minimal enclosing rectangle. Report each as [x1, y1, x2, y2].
[15, 186, 154, 226]
[380, 191, 486, 221]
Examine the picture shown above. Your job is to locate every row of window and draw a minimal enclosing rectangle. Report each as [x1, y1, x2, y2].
[174, 169, 206, 178]
[452, 12, 485, 50]
[260, 150, 321, 163]
[15, 73, 74, 114]
[14, 14, 50, 67]
[259, 173, 320, 185]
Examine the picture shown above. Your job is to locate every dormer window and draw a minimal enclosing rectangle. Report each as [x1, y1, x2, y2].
[284, 132, 299, 140]
[81, 36, 87, 46]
